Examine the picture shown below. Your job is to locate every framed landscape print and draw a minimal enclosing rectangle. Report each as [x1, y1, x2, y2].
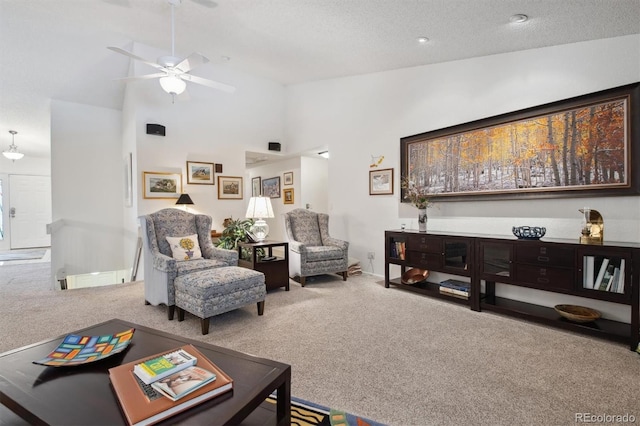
[400, 83, 640, 201]
[369, 168, 394, 195]
[143, 172, 181, 199]
[186, 161, 214, 185]
[262, 176, 281, 198]
[217, 176, 243, 199]
[252, 177, 261, 196]
[283, 171, 293, 186]
[283, 188, 294, 204]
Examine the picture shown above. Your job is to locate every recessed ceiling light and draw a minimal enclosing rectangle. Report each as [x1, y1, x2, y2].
[417, 37, 429, 44]
[510, 14, 528, 24]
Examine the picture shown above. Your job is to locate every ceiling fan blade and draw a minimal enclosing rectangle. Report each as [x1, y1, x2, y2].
[107, 46, 165, 71]
[115, 73, 166, 82]
[175, 53, 210, 73]
[180, 74, 236, 93]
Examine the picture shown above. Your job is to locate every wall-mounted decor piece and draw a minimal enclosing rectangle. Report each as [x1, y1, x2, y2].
[401, 82, 640, 201]
[369, 168, 394, 195]
[186, 161, 214, 185]
[283, 188, 294, 204]
[143, 171, 182, 199]
[252, 177, 262, 196]
[283, 171, 293, 185]
[217, 176, 243, 199]
[262, 176, 281, 198]
[215, 163, 223, 173]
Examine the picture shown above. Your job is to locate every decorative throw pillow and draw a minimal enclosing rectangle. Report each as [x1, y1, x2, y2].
[166, 234, 202, 261]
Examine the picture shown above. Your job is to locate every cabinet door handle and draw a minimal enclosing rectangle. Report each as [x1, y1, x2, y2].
[537, 256, 549, 262]
[537, 277, 549, 284]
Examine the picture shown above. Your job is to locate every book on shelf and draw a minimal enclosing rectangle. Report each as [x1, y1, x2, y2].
[599, 264, 615, 291]
[109, 344, 233, 426]
[583, 256, 595, 289]
[151, 365, 217, 402]
[617, 259, 625, 293]
[439, 279, 470, 291]
[133, 347, 197, 385]
[593, 258, 610, 290]
[439, 279, 470, 299]
[393, 241, 406, 260]
[439, 287, 469, 299]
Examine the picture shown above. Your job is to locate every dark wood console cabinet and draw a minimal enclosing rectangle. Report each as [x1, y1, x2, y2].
[385, 230, 640, 350]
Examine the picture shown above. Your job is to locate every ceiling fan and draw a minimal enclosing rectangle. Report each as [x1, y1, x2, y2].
[108, 0, 235, 102]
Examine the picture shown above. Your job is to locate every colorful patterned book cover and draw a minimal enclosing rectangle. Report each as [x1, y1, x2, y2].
[33, 328, 135, 367]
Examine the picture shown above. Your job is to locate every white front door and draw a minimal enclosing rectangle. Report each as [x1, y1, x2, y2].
[9, 175, 52, 249]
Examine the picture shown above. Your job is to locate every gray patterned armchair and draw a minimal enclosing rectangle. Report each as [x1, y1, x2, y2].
[139, 208, 238, 319]
[283, 208, 349, 286]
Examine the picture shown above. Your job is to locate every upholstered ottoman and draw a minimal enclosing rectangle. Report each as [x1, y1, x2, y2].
[174, 266, 266, 335]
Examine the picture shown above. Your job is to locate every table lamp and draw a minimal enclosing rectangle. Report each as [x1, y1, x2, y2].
[176, 193, 194, 212]
[245, 196, 274, 241]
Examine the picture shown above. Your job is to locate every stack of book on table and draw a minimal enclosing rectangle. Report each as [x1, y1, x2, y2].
[109, 344, 233, 426]
[439, 279, 470, 299]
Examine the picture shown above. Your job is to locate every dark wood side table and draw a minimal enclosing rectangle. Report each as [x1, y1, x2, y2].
[238, 241, 290, 291]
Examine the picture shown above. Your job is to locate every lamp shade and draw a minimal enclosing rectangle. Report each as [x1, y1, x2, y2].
[176, 194, 194, 205]
[245, 197, 274, 242]
[245, 196, 274, 219]
[3, 130, 24, 161]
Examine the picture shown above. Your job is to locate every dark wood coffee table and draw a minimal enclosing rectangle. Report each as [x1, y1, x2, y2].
[0, 319, 291, 425]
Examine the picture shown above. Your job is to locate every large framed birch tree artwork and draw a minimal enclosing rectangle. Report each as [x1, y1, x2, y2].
[400, 83, 640, 202]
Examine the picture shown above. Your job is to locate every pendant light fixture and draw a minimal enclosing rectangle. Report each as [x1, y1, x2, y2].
[3, 130, 24, 161]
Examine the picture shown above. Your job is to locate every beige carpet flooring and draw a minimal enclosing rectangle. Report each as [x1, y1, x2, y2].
[1, 263, 639, 425]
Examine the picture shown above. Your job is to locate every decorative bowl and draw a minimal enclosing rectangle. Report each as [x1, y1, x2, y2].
[512, 226, 546, 240]
[554, 304, 601, 323]
[401, 268, 429, 285]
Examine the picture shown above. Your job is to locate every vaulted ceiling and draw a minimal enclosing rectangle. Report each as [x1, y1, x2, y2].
[1, 0, 639, 159]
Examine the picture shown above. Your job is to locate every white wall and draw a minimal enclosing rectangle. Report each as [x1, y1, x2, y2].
[284, 35, 640, 321]
[300, 156, 328, 213]
[51, 100, 124, 282]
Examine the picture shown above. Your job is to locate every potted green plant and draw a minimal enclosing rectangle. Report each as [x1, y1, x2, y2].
[217, 217, 254, 250]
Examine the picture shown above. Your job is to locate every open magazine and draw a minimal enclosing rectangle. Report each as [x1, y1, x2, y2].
[151, 366, 217, 401]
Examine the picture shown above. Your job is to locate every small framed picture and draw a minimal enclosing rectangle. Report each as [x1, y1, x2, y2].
[283, 171, 293, 186]
[369, 168, 394, 195]
[217, 176, 243, 199]
[283, 188, 294, 204]
[143, 172, 182, 199]
[186, 161, 214, 185]
[262, 176, 281, 198]
[252, 177, 262, 196]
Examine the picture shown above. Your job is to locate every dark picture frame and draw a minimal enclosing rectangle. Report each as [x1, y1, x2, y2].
[400, 82, 640, 201]
[369, 168, 394, 195]
[262, 176, 281, 198]
[252, 176, 261, 196]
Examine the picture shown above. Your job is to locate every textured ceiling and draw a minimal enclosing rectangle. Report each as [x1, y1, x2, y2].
[1, 0, 639, 159]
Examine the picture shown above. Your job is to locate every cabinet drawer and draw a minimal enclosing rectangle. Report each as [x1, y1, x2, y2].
[514, 265, 574, 290]
[515, 245, 575, 267]
[406, 250, 441, 269]
[406, 235, 441, 252]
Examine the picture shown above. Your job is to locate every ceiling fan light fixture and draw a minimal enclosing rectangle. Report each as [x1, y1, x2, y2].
[3, 130, 24, 161]
[159, 76, 186, 95]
